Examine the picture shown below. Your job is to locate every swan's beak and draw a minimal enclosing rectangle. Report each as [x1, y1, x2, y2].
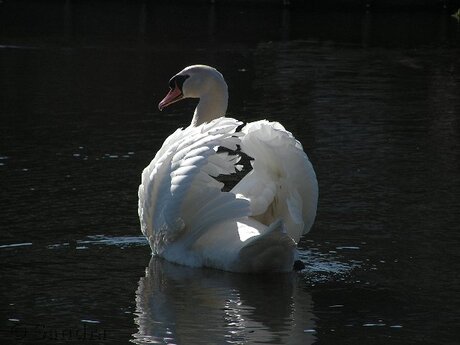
[158, 86, 183, 111]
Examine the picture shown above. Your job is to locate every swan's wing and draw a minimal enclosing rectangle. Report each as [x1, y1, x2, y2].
[232, 120, 318, 243]
[138, 127, 185, 242]
[138, 117, 250, 255]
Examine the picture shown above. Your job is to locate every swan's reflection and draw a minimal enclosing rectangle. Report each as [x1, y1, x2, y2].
[132, 257, 316, 345]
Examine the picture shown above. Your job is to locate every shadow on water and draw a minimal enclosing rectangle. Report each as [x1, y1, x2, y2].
[133, 257, 316, 345]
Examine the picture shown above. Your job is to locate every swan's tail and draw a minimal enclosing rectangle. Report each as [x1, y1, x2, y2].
[232, 120, 318, 243]
[238, 219, 296, 272]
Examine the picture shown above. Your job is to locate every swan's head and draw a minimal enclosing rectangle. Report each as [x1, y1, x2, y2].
[158, 65, 227, 111]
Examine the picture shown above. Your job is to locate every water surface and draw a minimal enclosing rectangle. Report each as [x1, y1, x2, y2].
[1, 2, 460, 344]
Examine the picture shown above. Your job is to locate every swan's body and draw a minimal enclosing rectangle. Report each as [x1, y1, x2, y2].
[139, 65, 318, 272]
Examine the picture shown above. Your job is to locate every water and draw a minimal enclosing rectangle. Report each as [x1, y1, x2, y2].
[1, 2, 460, 344]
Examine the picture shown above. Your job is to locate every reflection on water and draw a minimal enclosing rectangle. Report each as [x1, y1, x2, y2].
[133, 257, 316, 345]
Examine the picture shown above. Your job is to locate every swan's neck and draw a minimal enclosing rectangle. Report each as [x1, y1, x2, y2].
[191, 83, 228, 127]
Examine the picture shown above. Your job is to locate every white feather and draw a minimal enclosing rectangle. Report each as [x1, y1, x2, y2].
[138, 118, 251, 258]
[139, 65, 318, 272]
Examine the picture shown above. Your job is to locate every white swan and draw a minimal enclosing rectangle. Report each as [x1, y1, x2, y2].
[138, 65, 318, 272]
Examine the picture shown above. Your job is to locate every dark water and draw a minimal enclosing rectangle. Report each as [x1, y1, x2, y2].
[1, 2, 460, 344]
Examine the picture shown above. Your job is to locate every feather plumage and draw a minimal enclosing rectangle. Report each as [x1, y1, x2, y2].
[139, 65, 318, 272]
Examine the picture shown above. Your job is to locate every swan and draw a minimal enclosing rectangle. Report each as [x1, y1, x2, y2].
[138, 65, 318, 272]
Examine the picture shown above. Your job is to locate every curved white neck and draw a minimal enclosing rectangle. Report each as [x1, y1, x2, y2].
[191, 82, 228, 127]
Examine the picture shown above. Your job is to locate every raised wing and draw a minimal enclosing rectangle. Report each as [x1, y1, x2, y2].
[138, 117, 251, 255]
[231, 120, 318, 243]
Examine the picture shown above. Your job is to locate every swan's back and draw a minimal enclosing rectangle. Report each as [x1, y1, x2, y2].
[138, 117, 318, 272]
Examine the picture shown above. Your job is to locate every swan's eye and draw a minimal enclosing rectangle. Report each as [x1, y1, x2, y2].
[169, 75, 190, 91]
[168, 78, 176, 89]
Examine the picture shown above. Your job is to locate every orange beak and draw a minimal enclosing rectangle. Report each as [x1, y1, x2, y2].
[158, 84, 183, 111]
